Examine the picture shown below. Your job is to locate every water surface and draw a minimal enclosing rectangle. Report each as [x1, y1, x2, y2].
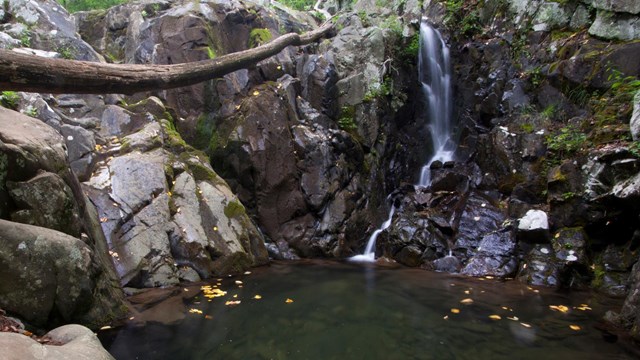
[100, 260, 633, 359]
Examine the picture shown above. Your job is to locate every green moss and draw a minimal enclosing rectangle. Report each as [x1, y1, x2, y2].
[224, 200, 246, 219]
[248, 28, 273, 48]
[520, 123, 534, 133]
[591, 263, 605, 289]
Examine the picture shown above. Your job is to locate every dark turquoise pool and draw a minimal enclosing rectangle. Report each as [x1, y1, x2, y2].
[99, 260, 635, 359]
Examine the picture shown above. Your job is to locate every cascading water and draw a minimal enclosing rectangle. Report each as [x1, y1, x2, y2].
[351, 20, 453, 262]
[417, 20, 454, 187]
[350, 205, 395, 262]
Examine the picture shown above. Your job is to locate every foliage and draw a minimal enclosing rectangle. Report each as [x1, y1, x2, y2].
[443, 0, 481, 38]
[24, 106, 38, 117]
[546, 125, 587, 158]
[0, 91, 19, 110]
[527, 66, 544, 88]
[338, 106, 357, 131]
[590, 67, 640, 126]
[206, 46, 216, 59]
[248, 28, 273, 48]
[520, 123, 534, 133]
[278, 0, 316, 11]
[19, 30, 31, 47]
[541, 104, 556, 120]
[57, 45, 75, 59]
[364, 76, 393, 102]
[56, 0, 128, 12]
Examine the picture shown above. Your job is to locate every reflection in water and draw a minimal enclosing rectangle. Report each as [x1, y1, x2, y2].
[100, 260, 634, 360]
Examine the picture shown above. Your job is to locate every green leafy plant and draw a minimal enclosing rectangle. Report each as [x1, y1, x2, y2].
[338, 106, 357, 131]
[443, 0, 481, 38]
[541, 104, 557, 120]
[248, 28, 272, 48]
[0, 91, 19, 110]
[278, 0, 315, 11]
[19, 30, 31, 47]
[546, 125, 587, 158]
[57, 45, 75, 60]
[56, 0, 128, 12]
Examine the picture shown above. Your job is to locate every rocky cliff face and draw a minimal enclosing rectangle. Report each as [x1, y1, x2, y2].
[383, 0, 640, 340]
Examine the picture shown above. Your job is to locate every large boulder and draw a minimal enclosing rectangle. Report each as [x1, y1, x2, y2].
[0, 324, 114, 360]
[0, 220, 122, 328]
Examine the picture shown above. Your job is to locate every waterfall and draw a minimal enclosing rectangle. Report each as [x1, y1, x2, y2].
[417, 20, 454, 187]
[350, 205, 395, 262]
[351, 20, 453, 262]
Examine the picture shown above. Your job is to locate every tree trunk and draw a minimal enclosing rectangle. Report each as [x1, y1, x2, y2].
[0, 24, 333, 95]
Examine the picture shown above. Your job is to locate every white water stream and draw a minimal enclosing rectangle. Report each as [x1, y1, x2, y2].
[351, 20, 453, 262]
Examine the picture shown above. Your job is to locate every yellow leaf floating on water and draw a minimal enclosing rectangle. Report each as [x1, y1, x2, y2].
[575, 304, 592, 311]
[253, 90, 260, 96]
[450, 308, 460, 314]
[549, 305, 570, 313]
[520, 322, 532, 328]
[506, 316, 519, 321]
[443, 315, 449, 320]
[464, 290, 470, 295]
[189, 308, 203, 314]
[205, 315, 213, 320]
[460, 298, 474, 305]
[225, 300, 241, 306]
[569, 325, 581, 331]
[254, 295, 262, 299]
[489, 315, 501, 320]
[235, 280, 243, 285]
[100, 326, 112, 330]
[285, 298, 294, 304]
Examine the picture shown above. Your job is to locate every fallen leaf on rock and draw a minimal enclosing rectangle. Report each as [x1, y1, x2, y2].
[253, 90, 260, 96]
[549, 305, 569, 313]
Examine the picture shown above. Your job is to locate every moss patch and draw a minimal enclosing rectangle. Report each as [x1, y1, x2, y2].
[224, 200, 245, 219]
[248, 28, 273, 48]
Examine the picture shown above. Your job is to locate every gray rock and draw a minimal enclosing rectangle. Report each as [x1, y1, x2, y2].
[110, 151, 166, 213]
[532, 2, 569, 31]
[0, 220, 120, 327]
[517, 245, 559, 287]
[60, 124, 96, 162]
[517, 209, 549, 242]
[432, 255, 462, 273]
[7, 172, 83, 237]
[570, 4, 591, 29]
[631, 91, 640, 141]
[0, 324, 114, 360]
[461, 231, 517, 277]
[587, 0, 640, 14]
[589, 10, 640, 40]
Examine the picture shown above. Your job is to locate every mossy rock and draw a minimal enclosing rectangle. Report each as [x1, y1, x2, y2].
[224, 200, 245, 219]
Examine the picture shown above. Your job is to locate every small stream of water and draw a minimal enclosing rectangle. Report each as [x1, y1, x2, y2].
[100, 260, 634, 360]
